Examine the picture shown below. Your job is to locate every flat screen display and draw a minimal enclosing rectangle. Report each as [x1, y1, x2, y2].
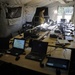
[61, 19, 66, 23]
[13, 39, 25, 49]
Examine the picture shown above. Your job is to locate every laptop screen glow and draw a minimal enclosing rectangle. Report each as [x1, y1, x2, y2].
[13, 39, 25, 49]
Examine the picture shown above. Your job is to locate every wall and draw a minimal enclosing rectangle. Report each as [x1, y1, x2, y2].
[0, 2, 36, 37]
[25, 6, 36, 22]
[48, 2, 60, 22]
[48, 6, 58, 22]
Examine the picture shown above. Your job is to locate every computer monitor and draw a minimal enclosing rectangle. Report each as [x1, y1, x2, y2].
[0, 37, 9, 50]
[61, 19, 66, 23]
[0, 37, 9, 53]
[58, 23, 65, 37]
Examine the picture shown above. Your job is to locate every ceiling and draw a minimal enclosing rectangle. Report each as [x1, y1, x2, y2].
[0, 0, 75, 7]
[25, 0, 75, 7]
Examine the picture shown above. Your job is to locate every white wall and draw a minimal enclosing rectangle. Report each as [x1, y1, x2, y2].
[48, 6, 58, 22]
[24, 6, 36, 22]
[48, 2, 60, 22]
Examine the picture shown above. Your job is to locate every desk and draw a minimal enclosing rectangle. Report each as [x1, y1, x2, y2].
[43, 36, 75, 75]
[0, 31, 72, 75]
[0, 47, 68, 75]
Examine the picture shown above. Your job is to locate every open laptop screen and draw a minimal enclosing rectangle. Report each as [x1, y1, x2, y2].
[13, 38, 25, 49]
[31, 40, 48, 55]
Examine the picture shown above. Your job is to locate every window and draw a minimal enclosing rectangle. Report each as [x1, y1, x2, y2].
[57, 6, 73, 23]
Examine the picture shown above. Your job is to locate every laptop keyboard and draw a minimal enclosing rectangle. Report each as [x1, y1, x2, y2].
[7, 48, 23, 56]
[11, 48, 21, 52]
[25, 52, 45, 61]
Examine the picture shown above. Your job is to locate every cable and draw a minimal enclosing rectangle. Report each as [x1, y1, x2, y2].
[47, 47, 57, 57]
[63, 48, 68, 59]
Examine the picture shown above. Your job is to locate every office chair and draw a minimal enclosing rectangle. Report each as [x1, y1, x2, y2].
[22, 22, 33, 32]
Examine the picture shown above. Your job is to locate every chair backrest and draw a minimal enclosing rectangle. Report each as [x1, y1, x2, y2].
[0, 37, 9, 49]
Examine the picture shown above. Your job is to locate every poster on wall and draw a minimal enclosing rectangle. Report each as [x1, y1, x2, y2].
[6, 6, 22, 25]
[6, 7, 22, 19]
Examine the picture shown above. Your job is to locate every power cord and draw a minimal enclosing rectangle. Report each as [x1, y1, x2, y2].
[46, 47, 58, 57]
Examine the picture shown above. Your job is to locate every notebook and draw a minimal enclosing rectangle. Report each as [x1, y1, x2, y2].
[7, 38, 25, 56]
[57, 39, 70, 45]
[46, 57, 69, 70]
[25, 40, 48, 62]
[65, 35, 73, 41]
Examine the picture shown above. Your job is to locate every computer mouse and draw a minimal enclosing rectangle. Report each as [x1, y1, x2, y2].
[15, 56, 20, 61]
[46, 54, 51, 58]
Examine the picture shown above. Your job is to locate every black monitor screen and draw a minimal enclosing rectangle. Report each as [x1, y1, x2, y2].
[31, 40, 48, 55]
[35, 7, 48, 16]
[0, 37, 9, 50]
[61, 19, 66, 23]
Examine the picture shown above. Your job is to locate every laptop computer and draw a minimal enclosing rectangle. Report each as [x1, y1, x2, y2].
[65, 35, 73, 41]
[25, 40, 48, 62]
[56, 39, 70, 45]
[46, 57, 69, 70]
[7, 38, 25, 56]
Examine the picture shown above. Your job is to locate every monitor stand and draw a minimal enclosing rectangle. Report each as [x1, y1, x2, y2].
[56, 68, 61, 75]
